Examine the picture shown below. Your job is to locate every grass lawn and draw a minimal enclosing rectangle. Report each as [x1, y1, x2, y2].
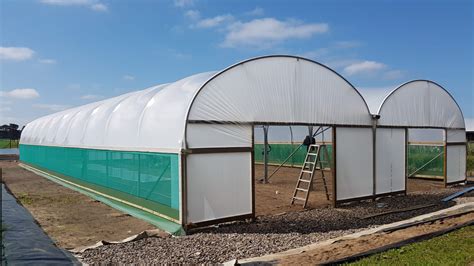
[349, 226, 474, 266]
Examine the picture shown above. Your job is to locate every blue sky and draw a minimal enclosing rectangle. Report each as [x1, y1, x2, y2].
[1, 0, 473, 126]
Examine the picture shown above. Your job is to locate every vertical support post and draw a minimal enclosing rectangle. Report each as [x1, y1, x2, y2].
[443, 128, 448, 187]
[170, 155, 179, 211]
[371, 116, 378, 199]
[251, 125, 256, 219]
[321, 127, 325, 144]
[262, 125, 269, 184]
[180, 151, 188, 230]
[404, 128, 408, 195]
[465, 141, 469, 183]
[332, 126, 337, 207]
[137, 153, 141, 197]
[289, 126, 294, 167]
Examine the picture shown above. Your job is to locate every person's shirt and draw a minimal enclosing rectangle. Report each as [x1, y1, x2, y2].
[303, 135, 316, 146]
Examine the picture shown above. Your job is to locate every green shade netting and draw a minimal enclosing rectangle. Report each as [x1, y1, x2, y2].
[19, 144, 180, 223]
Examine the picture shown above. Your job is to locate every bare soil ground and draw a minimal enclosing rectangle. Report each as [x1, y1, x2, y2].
[254, 164, 448, 216]
[0, 160, 155, 249]
[1, 159, 470, 264]
[278, 212, 474, 265]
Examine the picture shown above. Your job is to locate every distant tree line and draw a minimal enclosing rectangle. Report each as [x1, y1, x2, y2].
[0, 124, 23, 140]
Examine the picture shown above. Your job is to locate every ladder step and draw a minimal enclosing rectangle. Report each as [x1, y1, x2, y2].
[302, 170, 313, 174]
[307, 153, 318, 156]
[304, 161, 315, 164]
[298, 179, 311, 183]
[293, 196, 306, 201]
[296, 188, 308, 192]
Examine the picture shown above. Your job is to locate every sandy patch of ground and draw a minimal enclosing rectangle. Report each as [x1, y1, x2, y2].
[278, 212, 474, 265]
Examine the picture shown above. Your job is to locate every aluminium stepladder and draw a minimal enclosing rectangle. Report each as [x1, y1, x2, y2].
[290, 144, 331, 208]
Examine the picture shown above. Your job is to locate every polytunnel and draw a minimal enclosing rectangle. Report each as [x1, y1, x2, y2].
[22, 56, 468, 234]
[20, 55, 381, 233]
[361, 80, 467, 196]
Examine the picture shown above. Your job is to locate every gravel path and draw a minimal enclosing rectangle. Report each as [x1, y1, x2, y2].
[81, 188, 473, 264]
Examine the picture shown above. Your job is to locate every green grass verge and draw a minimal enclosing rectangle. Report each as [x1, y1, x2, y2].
[349, 226, 474, 266]
[0, 139, 19, 149]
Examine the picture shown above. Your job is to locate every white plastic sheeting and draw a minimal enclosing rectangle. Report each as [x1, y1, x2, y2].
[22, 56, 373, 153]
[376, 80, 465, 129]
[376, 128, 406, 194]
[187, 124, 252, 148]
[358, 88, 392, 115]
[447, 129, 467, 143]
[186, 152, 252, 223]
[336, 127, 373, 200]
[188, 56, 372, 126]
[446, 145, 466, 183]
[408, 129, 444, 143]
[21, 72, 216, 152]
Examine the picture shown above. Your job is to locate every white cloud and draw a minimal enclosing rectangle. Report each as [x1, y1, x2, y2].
[185, 10, 200, 20]
[33, 104, 70, 112]
[245, 7, 264, 16]
[38, 58, 57, 64]
[222, 18, 329, 48]
[344, 61, 386, 76]
[40, 0, 108, 12]
[0, 47, 35, 61]
[174, 0, 195, 7]
[90, 3, 107, 11]
[123, 75, 135, 80]
[1, 88, 40, 99]
[195, 14, 234, 28]
[80, 94, 103, 100]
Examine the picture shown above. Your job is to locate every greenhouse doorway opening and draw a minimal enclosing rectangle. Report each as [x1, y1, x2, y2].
[253, 124, 334, 216]
[406, 128, 447, 192]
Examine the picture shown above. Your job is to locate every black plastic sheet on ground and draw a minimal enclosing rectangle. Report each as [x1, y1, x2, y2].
[1, 184, 79, 265]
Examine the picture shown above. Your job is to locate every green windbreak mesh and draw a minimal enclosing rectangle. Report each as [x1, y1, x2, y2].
[19, 144, 179, 220]
[254, 143, 333, 168]
[407, 145, 444, 177]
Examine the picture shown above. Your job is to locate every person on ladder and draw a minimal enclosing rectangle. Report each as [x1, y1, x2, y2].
[303, 135, 316, 151]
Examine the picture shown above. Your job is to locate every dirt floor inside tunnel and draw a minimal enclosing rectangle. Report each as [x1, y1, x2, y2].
[254, 164, 449, 217]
